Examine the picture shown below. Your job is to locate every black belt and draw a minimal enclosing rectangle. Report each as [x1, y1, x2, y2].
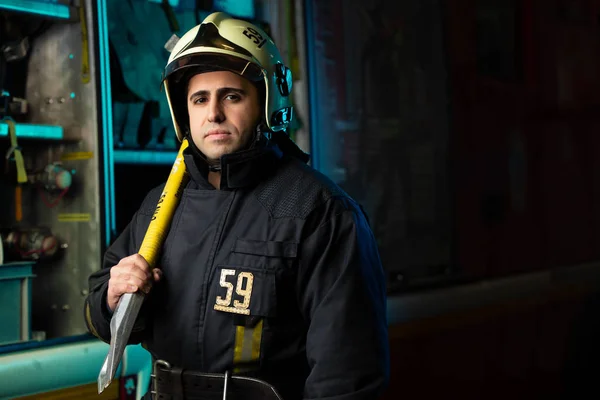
[151, 360, 285, 400]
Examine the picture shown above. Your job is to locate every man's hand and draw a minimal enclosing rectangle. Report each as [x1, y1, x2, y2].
[107, 254, 162, 311]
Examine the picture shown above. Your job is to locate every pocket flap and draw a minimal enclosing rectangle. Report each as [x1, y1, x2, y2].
[233, 239, 297, 258]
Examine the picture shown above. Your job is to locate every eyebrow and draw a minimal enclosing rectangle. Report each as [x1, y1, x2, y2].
[188, 87, 247, 101]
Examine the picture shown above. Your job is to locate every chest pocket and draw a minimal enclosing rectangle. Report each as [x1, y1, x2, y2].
[213, 239, 298, 318]
[230, 238, 297, 270]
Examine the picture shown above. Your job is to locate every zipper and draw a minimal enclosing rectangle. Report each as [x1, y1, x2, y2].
[197, 190, 237, 368]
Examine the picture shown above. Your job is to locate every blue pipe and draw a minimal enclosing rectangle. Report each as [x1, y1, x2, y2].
[304, 0, 320, 171]
[0, 0, 70, 19]
[0, 339, 151, 399]
[0, 122, 63, 140]
[96, 0, 116, 246]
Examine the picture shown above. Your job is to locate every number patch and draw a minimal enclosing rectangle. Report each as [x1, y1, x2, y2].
[243, 27, 267, 48]
[214, 269, 254, 315]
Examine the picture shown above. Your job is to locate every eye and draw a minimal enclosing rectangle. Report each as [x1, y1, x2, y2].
[224, 94, 240, 102]
[192, 97, 207, 104]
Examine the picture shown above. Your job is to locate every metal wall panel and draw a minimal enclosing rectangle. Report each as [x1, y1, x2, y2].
[14, 0, 106, 339]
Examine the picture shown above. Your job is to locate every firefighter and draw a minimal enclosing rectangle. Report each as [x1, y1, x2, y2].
[85, 12, 389, 400]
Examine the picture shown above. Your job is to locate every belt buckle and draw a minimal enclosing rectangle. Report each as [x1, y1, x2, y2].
[151, 359, 172, 398]
[151, 360, 232, 400]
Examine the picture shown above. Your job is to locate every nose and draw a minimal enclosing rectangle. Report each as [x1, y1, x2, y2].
[207, 98, 225, 123]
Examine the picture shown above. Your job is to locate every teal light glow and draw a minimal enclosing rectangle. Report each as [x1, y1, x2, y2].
[70, 92, 76, 99]
[305, 0, 320, 170]
[0, 0, 70, 19]
[113, 150, 178, 165]
[147, 0, 179, 6]
[213, 0, 255, 19]
[0, 122, 63, 140]
[69, 54, 74, 59]
[97, 0, 116, 246]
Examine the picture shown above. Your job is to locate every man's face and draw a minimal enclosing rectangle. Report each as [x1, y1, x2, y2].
[186, 70, 261, 161]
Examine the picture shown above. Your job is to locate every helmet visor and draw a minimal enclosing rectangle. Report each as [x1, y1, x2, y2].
[165, 53, 264, 83]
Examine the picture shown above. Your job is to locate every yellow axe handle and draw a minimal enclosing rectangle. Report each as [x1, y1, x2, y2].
[97, 139, 191, 394]
[138, 138, 189, 267]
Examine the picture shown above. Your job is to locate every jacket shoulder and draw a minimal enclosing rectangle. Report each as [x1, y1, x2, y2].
[137, 183, 166, 216]
[254, 158, 349, 219]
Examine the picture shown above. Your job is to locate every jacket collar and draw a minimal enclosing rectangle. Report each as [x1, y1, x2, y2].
[183, 140, 284, 190]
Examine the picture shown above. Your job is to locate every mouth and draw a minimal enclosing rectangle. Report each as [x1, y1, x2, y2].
[205, 130, 231, 140]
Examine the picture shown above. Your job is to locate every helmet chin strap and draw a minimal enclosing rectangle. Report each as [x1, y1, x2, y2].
[250, 122, 271, 147]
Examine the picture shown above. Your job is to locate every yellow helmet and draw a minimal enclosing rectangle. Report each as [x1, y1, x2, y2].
[163, 12, 293, 142]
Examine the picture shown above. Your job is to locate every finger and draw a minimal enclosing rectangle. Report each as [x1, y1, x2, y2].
[109, 280, 139, 295]
[131, 253, 151, 271]
[122, 274, 150, 293]
[119, 253, 147, 264]
[116, 254, 152, 275]
[111, 274, 146, 291]
[153, 269, 162, 282]
[113, 265, 152, 283]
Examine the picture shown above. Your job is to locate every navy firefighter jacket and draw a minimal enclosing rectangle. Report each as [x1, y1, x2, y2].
[85, 139, 390, 400]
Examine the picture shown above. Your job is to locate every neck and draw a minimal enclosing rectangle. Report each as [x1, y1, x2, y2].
[208, 170, 221, 189]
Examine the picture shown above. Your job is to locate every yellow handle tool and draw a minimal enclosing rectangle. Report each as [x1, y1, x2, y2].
[98, 139, 190, 393]
[79, 4, 90, 84]
[4, 119, 28, 222]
